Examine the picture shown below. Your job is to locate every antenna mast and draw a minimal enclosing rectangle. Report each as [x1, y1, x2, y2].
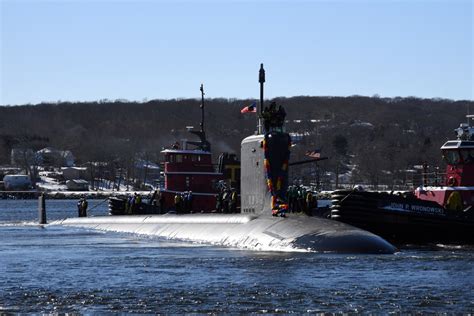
[468, 103, 471, 125]
[258, 63, 265, 134]
[200, 83, 205, 134]
[188, 84, 211, 152]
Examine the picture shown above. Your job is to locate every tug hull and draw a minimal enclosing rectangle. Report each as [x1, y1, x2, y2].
[329, 190, 474, 244]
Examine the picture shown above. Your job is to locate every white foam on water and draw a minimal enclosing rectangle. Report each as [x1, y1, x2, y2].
[0, 221, 40, 227]
[435, 244, 465, 250]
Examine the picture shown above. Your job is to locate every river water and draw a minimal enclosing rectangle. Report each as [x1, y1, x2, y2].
[1, 199, 473, 313]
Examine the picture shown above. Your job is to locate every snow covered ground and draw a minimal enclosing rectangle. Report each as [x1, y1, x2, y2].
[36, 173, 67, 191]
[36, 173, 153, 198]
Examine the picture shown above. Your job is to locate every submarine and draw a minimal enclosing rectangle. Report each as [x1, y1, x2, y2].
[52, 64, 396, 254]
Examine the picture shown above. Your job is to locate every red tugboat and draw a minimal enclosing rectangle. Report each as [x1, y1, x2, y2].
[158, 137, 229, 213]
[414, 119, 474, 207]
[109, 85, 240, 215]
[328, 117, 474, 244]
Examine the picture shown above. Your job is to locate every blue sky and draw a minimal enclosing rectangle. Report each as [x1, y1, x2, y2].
[0, 0, 472, 105]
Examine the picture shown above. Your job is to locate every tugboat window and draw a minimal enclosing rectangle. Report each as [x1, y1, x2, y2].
[176, 155, 183, 163]
[443, 150, 460, 165]
[460, 149, 474, 163]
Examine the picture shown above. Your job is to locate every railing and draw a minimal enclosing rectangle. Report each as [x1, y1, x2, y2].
[419, 172, 447, 187]
[295, 170, 449, 192]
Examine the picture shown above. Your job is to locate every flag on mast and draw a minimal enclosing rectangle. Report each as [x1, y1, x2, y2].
[305, 149, 321, 159]
[240, 101, 257, 113]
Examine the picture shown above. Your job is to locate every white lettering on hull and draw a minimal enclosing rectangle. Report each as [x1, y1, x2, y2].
[382, 202, 444, 215]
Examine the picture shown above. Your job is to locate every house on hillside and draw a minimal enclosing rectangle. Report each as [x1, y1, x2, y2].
[37, 148, 75, 167]
[66, 179, 89, 191]
[134, 159, 161, 183]
[61, 167, 90, 180]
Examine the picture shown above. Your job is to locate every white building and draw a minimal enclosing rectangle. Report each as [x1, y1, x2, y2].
[3, 174, 31, 190]
[37, 148, 75, 167]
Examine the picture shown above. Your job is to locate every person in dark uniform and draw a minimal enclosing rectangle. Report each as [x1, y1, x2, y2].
[275, 105, 286, 130]
[305, 191, 313, 215]
[180, 193, 186, 213]
[230, 189, 238, 213]
[188, 191, 193, 213]
[222, 189, 230, 213]
[287, 186, 295, 213]
[158, 192, 164, 214]
[82, 197, 88, 217]
[77, 198, 83, 217]
[262, 105, 271, 132]
[174, 193, 181, 213]
[78, 197, 88, 217]
[136, 193, 142, 213]
[149, 190, 157, 206]
[216, 190, 223, 213]
[127, 195, 133, 214]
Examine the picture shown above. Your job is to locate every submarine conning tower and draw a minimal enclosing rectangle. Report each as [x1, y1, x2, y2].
[241, 63, 291, 217]
[241, 134, 267, 215]
[241, 132, 290, 216]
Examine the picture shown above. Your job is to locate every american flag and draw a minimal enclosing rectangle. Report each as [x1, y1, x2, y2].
[305, 149, 321, 159]
[240, 101, 257, 113]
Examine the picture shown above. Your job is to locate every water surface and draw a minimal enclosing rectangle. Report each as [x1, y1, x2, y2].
[1, 199, 473, 313]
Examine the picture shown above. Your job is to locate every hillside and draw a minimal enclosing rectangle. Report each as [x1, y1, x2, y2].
[1, 96, 472, 188]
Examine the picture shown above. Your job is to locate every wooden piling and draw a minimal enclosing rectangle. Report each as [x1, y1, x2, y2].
[38, 193, 47, 224]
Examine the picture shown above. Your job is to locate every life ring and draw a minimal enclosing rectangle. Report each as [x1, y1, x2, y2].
[448, 176, 457, 187]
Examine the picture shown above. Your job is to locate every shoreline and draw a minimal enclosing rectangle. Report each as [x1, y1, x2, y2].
[0, 190, 154, 200]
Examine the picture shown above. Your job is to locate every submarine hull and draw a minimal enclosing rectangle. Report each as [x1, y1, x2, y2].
[52, 214, 396, 254]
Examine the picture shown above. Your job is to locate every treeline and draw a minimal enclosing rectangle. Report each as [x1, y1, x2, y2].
[1, 96, 472, 188]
